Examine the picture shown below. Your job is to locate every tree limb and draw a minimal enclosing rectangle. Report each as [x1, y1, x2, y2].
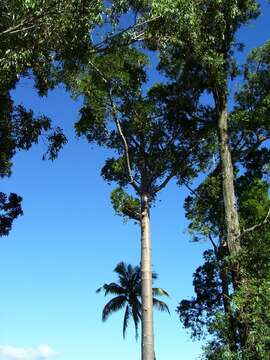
[92, 15, 161, 52]
[182, 179, 199, 198]
[155, 172, 175, 193]
[88, 59, 141, 193]
[208, 233, 218, 256]
[0, 0, 61, 36]
[240, 207, 270, 238]
[108, 93, 140, 193]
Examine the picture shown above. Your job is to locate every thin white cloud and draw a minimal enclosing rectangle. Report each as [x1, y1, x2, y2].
[0, 345, 58, 360]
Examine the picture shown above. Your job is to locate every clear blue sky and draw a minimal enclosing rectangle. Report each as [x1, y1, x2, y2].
[1, 2, 270, 360]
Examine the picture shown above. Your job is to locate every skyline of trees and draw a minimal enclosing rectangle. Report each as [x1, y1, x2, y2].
[1, 1, 270, 359]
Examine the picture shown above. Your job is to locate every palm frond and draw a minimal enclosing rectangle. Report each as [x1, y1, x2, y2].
[129, 296, 142, 340]
[152, 271, 158, 280]
[114, 262, 131, 288]
[131, 303, 141, 340]
[152, 287, 170, 297]
[114, 262, 129, 278]
[123, 305, 131, 338]
[102, 295, 127, 322]
[153, 298, 170, 314]
[97, 282, 126, 296]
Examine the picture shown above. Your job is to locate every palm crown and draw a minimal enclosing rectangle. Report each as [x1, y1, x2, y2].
[97, 262, 170, 339]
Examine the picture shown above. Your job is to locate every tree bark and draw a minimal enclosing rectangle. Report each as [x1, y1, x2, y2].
[215, 90, 242, 284]
[140, 194, 155, 360]
[215, 89, 249, 347]
[219, 259, 239, 351]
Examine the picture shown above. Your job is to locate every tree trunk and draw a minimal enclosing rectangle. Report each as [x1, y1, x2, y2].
[215, 90, 242, 284]
[214, 240, 239, 351]
[140, 194, 155, 360]
[215, 89, 248, 348]
[219, 258, 239, 351]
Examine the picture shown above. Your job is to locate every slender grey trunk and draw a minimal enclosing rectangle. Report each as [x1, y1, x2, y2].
[215, 91, 241, 262]
[140, 194, 154, 360]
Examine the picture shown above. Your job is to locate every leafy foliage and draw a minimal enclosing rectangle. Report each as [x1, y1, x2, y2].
[111, 188, 141, 221]
[177, 250, 224, 339]
[0, 192, 23, 236]
[0, 0, 103, 235]
[0, 0, 104, 93]
[72, 47, 214, 214]
[178, 174, 270, 358]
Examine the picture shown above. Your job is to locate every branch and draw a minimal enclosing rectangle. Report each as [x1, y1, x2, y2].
[122, 205, 141, 222]
[182, 179, 199, 198]
[240, 207, 270, 238]
[108, 93, 140, 193]
[88, 59, 109, 84]
[2, 24, 37, 35]
[155, 172, 175, 193]
[92, 14, 161, 50]
[0, 0, 61, 36]
[91, 14, 161, 55]
[209, 233, 218, 256]
[87, 60, 140, 193]
[0, 0, 100, 37]
[0, 19, 30, 36]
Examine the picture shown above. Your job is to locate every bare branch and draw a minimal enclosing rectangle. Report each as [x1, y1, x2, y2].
[4, 24, 37, 35]
[182, 179, 199, 198]
[87, 60, 141, 193]
[155, 172, 174, 193]
[0, 19, 30, 36]
[91, 15, 161, 54]
[240, 207, 270, 238]
[88, 59, 109, 84]
[108, 93, 140, 193]
[209, 233, 218, 255]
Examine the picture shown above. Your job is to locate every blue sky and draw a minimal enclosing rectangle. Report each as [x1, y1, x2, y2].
[1, 2, 270, 360]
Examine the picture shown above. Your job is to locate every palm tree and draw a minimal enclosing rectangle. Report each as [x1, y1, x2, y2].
[96, 262, 170, 339]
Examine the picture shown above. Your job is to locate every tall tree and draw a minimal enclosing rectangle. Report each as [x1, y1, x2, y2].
[67, 46, 211, 360]
[97, 262, 169, 339]
[145, 0, 261, 286]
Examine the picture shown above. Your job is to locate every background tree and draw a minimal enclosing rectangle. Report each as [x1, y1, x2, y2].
[97, 262, 169, 339]
[144, 0, 262, 286]
[0, 0, 105, 235]
[135, 2, 270, 352]
[178, 170, 270, 358]
[0, 92, 66, 236]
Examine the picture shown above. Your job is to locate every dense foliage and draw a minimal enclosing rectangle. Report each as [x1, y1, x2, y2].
[0, 0, 104, 236]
